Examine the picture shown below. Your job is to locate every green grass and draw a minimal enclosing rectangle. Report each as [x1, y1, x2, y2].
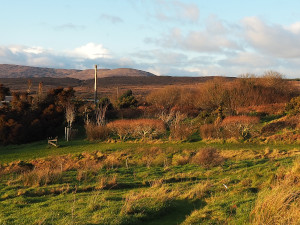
[0, 138, 299, 224]
[0, 138, 298, 164]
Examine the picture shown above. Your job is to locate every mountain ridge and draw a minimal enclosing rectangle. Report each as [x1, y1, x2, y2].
[0, 64, 156, 80]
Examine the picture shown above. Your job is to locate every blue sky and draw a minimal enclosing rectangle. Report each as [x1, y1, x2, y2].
[1, 0, 300, 78]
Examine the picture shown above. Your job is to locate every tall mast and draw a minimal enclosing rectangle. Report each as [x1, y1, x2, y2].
[94, 64, 97, 104]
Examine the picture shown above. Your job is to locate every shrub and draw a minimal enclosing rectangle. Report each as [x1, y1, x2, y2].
[286, 96, 300, 115]
[199, 124, 222, 139]
[261, 115, 300, 136]
[172, 154, 189, 166]
[170, 123, 194, 141]
[85, 124, 110, 141]
[139, 147, 164, 168]
[117, 89, 138, 109]
[221, 115, 259, 139]
[107, 119, 166, 140]
[191, 148, 224, 168]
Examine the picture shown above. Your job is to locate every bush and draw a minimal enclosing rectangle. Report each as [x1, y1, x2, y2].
[169, 124, 194, 141]
[117, 89, 138, 109]
[172, 154, 189, 166]
[191, 148, 224, 168]
[221, 116, 259, 140]
[199, 124, 222, 139]
[85, 124, 110, 141]
[285, 96, 300, 115]
[261, 115, 300, 136]
[107, 119, 166, 140]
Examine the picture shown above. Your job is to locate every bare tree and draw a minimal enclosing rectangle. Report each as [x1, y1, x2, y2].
[95, 103, 108, 126]
[65, 103, 75, 141]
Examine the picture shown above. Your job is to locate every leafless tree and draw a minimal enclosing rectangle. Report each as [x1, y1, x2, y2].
[65, 103, 75, 141]
[95, 103, 108, 126]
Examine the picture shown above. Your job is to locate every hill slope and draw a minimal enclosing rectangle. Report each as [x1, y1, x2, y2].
[0, 64, 156, 80]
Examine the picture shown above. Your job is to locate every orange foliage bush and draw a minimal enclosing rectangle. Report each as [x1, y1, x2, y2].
[221, 116, 259, 139]
[170, 124, 194, 141]
[85, 124, 110, 141]
[236, 103, 286, 116]
[199, 124, 222, 139]
[107, 119, 166, 140]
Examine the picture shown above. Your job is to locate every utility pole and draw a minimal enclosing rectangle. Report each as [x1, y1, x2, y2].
[94, 64, 98, 104]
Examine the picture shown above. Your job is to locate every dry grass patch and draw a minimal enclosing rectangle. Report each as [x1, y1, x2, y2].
[191, 148, 225, 168]
[250, 158, 300, 225]
[183, 181, 212, 200]
[121, 185, 179, 215]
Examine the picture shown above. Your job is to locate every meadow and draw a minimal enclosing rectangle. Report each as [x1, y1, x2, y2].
[0, 138, 299, 224]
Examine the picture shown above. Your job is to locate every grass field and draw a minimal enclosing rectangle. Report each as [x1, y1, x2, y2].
[0, 139, 299, 224]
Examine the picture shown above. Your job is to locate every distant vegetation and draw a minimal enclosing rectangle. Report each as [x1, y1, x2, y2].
[0, 71, 299, 145]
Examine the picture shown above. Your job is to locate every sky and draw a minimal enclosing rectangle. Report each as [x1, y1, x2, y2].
[1, 0, 300, 78]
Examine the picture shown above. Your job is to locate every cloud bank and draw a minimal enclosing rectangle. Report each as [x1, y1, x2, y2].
[1, 15, 300, 78]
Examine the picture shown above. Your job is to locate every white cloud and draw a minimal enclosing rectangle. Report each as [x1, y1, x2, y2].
[71, 43, 111, 60]
[0, 43, 114, 69]
[152, 16, 240, 53]
[219, 52, 278, 68]
[286, 22, 300, 34]
[23, 47, 45, 54]
[242, 17, 300, 58]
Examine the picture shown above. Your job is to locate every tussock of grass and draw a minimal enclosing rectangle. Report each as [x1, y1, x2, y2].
[251, 158, 300, 225]
[121, 185, 179, 216]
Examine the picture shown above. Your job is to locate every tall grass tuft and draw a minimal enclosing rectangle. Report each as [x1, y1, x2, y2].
[250, 158, 300, 225]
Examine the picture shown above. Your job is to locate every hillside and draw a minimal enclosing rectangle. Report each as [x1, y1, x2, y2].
[69, 68, 155, 80]
[0, 64, 156, 80]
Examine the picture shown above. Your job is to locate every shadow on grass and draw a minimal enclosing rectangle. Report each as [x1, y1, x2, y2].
[142, 199, 206, 225]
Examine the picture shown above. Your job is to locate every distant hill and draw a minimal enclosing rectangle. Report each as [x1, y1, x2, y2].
[70, 68, 155, 80]
[0, 64, 156, 80]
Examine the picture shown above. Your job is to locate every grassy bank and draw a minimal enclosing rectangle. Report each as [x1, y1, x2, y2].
[0, 139, 299, 224]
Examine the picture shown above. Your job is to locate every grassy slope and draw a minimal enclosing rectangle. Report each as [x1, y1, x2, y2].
[0, 139, 299, 224]
[0, 139, 298, 164]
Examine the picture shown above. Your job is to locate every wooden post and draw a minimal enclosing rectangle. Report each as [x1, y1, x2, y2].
[94, 65, 97, 104]
[66, 127, 69, 142]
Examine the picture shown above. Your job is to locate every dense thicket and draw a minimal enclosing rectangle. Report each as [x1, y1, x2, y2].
[0, 86, 74, 145]
[147, 72, 298, 115]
